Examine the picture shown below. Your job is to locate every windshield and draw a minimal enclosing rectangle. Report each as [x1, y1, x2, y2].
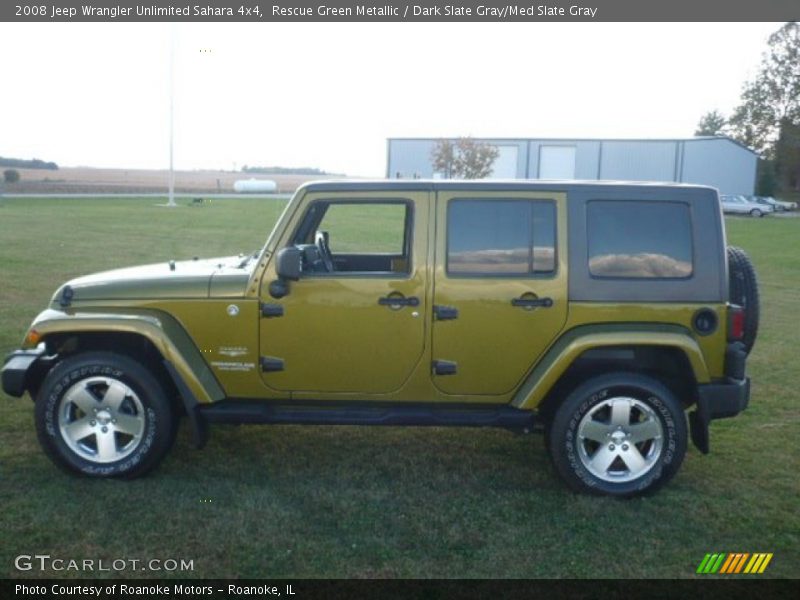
[257, 194, 297, 262]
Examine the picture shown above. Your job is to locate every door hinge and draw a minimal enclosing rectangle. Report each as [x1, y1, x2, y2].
[433, 305, 458, 320]
[432, 360, 457, 376]
[260, 356, 285, 372]
[260, 303, 284, 318]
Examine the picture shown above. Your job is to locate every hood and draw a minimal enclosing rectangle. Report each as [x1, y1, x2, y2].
[51, 255, 255, 305]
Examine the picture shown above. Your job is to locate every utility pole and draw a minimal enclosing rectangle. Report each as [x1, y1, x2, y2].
[167, 25, 176, 207]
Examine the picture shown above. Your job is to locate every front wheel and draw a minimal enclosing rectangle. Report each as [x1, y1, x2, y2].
[750, 209, 763, 218]
[547, 372, 687, 497]
[35, 352, 176, 478]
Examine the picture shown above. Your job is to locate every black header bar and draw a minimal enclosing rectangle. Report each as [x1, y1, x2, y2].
[2, 0, 799, 22]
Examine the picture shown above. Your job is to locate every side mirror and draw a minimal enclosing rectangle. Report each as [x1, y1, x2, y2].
[269, 246, 302, 299]
[276, 246, 302, 281]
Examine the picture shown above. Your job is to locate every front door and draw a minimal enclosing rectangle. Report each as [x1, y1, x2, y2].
[259, 191, 429, 395]
[432, 190, 568, 396]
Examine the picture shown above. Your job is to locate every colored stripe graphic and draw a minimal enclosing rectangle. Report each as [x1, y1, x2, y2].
[698, 552, 773, 574]
[758, 553, 773, 573]
[699, 553, 726, 573]
[744, 554, 760, 573]
[731, 552, 750, 573]
[710, 553, 725, 573]
[721, 553, 739, 574]
[696, 554, 713, 574]
[719, 553, 735, 573]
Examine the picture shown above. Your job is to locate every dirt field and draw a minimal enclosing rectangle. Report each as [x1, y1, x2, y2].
[1, 166, 336, 194]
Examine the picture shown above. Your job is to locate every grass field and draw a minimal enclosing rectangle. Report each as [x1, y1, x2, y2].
[0, 197, 798, 579]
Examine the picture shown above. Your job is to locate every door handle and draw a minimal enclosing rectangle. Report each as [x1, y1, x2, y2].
[511, 296, 553, 308]
[378, 295, 420, 307]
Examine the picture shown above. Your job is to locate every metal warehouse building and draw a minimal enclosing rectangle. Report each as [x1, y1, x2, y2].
[386, 137, 757, 196]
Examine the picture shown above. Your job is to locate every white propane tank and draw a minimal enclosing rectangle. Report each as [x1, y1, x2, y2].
[233, 178, 278, 193]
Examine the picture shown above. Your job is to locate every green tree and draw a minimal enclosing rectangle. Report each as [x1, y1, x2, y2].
[695, 110, 727, 136]
[756, 159, 778, 196]
[431, 138, 499, 179]
[773, 119, 800, 191]
[430, 139, 456, 178]
[3, 169, 20, 184]
[728, 74, 779, 155]
[728, 23, 800, 154]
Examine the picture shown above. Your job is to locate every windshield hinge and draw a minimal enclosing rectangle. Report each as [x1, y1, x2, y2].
[260, 303, 285, 318]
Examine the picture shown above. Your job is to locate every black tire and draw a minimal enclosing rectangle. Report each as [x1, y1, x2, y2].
[727, 246, 760, 355]
[547, 372, 687, 497]
[750, 209, 763, 218]
[35, 352, 175, 478]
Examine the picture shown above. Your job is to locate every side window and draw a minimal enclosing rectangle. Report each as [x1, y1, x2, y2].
[587, 201, 693, 279]
[292, 201, 412, 275]
[447, 199, 556, 276]
[320, 203, 406, 254]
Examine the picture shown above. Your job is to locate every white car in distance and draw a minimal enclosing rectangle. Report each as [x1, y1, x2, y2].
[761, 196, 798, 211]
[720, 195, 773, 217]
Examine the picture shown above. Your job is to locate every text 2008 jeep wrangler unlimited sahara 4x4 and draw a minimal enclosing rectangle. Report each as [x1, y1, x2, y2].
[2, 181, 758, 496]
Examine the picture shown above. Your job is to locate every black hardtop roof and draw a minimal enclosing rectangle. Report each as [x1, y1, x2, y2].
[300, 179, 718, 196]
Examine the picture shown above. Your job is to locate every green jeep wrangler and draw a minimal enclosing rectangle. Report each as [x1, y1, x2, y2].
[2, 181, 758, 496]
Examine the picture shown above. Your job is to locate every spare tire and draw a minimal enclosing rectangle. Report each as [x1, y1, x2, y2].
[727, 246, 760, 354]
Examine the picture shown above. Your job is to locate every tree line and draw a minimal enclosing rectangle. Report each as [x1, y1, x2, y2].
[0, 156, 58, 170]
[696, 22, 799, 195]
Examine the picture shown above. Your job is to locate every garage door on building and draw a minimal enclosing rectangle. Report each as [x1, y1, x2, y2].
[539, 145, 576, 179]
[488, 145, 519, 179]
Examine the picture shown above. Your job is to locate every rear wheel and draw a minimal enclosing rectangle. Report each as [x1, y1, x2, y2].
[35, 352, 175, 478]
[547, 372, 687, 497]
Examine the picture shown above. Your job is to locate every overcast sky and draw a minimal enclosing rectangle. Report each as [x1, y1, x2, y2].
[0, 22, 780, 176]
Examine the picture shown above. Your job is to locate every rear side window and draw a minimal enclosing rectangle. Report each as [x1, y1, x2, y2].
[587, 201, 693, 279]
[447, 199, 556, 275]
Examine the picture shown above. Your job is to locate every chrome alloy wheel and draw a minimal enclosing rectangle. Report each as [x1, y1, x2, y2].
[576, 396, 664, 483]
[57, 377, 146, 463]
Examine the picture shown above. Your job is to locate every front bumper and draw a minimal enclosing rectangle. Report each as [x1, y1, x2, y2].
[689, 376, 750, 454]
[1, 347, 46, 398]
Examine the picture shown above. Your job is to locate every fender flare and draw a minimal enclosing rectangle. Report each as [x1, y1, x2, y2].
[24, 308, 225, 407]
[512, 323, 710, 411]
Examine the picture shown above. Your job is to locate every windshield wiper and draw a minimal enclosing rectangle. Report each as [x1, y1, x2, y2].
[237, 251, 258, 268]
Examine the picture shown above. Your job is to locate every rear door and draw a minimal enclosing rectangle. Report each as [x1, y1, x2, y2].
[432, 190, 568, 396]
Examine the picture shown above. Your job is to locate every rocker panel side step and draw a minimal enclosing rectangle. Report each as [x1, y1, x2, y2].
[199, 400, 538, 431]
